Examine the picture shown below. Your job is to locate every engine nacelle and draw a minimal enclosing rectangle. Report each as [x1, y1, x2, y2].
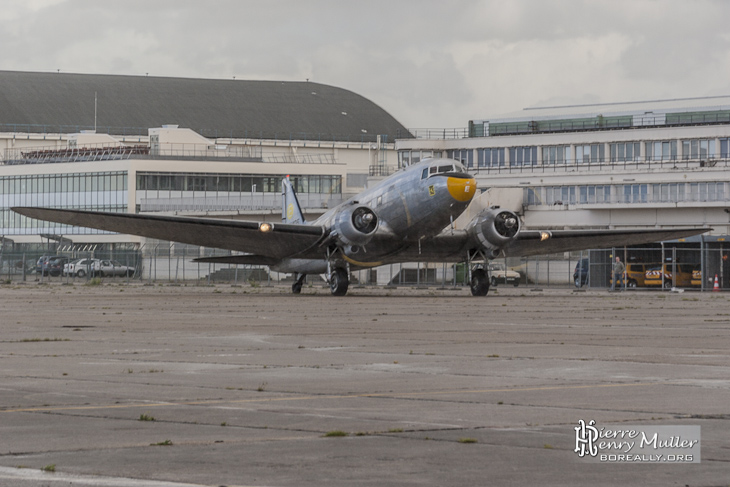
[332, 204, 379, 247]
[467, 207, 520, 258]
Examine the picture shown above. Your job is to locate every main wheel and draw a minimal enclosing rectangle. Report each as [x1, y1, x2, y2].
[329, 268, 349, 296]
[470, 269, 490, 296]
[292, 281, 303, 294]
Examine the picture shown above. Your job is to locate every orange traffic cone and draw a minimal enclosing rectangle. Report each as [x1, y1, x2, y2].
[713, 274, 720, 292]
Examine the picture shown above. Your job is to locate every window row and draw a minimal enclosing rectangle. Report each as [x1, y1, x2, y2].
[1, 205, 127, 235]
[0, 171, 128, 195]
[402, 137, 730, 169]
[136, 173, 342, 194]
[525, 182, 727, 206]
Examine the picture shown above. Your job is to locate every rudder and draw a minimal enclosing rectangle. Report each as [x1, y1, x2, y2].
[282, 176, 306, 224]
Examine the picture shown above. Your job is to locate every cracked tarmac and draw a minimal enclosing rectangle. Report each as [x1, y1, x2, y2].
[0, 283, 729, 486]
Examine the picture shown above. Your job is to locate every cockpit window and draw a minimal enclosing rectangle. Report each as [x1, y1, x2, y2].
[421, 168, 429, 179]
[426, 164, 457, 177]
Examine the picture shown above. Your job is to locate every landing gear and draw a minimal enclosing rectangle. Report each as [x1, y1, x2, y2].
[466, 249, 492, 297]
[292, 273, 306, 294]
[329, 267, 349, 296]
[470, 268, 490, 296]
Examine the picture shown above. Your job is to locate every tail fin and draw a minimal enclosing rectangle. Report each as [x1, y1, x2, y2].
[282, 176, 306, 224]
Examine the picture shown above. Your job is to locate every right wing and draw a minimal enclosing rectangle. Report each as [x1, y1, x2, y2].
[504, 227, 709, 257]
[12, 207, 327, 260]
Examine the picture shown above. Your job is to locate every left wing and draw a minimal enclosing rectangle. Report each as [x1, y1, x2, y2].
[503, 227, 709, 257]
[11, 207, 327, 259]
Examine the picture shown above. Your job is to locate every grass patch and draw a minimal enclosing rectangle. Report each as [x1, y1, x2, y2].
[458, 437, 478, 444]
[139, 414, 156, 422]
[42, 464, 56, 472]
[151, 440, 173, 446]
[388, 428, 404, 433]
[85, 277, 102, 286]
[323, 430, 348, 437]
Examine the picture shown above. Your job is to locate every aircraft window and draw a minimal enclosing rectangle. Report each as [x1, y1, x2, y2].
[438, 165, 454, 173]
[422, 168, 429, 179]
[429, 166, 438, 176]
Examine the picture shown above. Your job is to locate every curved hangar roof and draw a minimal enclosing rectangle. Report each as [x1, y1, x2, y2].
[0, 70, 412, 141]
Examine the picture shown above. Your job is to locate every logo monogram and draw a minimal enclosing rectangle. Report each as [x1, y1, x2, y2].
[575, 419, 599, 457]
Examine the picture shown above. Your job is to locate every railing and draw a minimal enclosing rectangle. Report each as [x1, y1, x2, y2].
[3, 145, 149, 165]
[0, 122, 410, 143]
[466, 155, 727, 175]
[369, 165, 396, 177]
[2, 143, 341, 166]
[408, 128, 470, 139]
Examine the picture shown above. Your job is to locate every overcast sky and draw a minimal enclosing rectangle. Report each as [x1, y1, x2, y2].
[3, 0, 730, 129]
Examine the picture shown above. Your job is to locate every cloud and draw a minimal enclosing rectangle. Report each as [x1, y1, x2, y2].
[2, 0, 730, 128]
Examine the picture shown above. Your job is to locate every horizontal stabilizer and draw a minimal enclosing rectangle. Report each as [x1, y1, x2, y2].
[194, 255, 279, 266]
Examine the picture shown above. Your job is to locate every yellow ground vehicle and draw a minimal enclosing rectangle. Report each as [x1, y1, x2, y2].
[610, 263, 657, 288]
[691, 265, 702, 287]
[644, 264, 694, 288]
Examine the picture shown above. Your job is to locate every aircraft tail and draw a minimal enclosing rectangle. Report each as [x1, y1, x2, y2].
[282, 176, 306, 224]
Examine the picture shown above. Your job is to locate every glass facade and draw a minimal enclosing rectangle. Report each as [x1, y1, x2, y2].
[136, 172, 341, 194]
[402, 137, 727, 172]
[525, 181, 726, 206]
[1, 171, 128, 235]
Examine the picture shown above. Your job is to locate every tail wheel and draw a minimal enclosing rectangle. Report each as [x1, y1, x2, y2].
[470, 269, 490, 296]
[490, 276, 497, 287]
[330, 268, 349, 296]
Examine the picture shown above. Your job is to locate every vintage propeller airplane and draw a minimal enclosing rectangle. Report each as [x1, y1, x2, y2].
[13, 158, 709, 296]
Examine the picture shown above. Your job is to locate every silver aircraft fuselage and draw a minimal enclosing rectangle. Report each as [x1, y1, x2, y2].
[273, 158, 476, 273]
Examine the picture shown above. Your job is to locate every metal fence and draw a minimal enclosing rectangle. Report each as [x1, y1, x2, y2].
[2, 245, 727, 291]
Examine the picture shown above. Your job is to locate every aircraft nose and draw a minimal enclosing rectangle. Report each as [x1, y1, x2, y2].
[446, 175, 476, 203]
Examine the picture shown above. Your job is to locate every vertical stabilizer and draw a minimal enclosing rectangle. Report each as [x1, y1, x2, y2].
[282, 176, 306, 224]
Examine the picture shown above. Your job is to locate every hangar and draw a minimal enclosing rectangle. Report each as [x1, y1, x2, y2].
[0, 70, 409, 246]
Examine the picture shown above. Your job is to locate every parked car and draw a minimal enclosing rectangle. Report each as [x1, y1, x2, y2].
[45, 256, 69, 277]
[573, 258, 590, 287]
[35, 255, 55, 275]
[488, 262, 520, 287]
[97, 259, 135, 277]
[644, 264, 694, 288]
[610, 263, 658, 288]
[64, 258, 101, 277]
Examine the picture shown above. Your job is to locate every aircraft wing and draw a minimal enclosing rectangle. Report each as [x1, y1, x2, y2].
[503, 227, 709, 257]
[12, 207, 326, 259]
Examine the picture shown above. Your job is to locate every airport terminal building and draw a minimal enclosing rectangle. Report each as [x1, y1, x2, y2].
[1, 70, 728, 287]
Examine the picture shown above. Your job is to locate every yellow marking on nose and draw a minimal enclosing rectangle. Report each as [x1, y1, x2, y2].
[447, 177, 476, 202]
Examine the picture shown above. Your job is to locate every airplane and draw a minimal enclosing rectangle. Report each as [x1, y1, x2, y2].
[13, 157, 709, 296]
